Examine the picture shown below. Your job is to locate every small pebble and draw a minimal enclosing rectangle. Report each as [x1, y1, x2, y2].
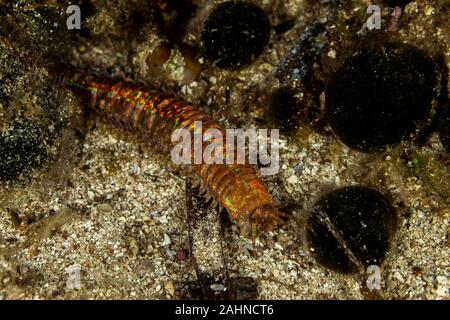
[165, 281, 175, 296]
[161, 234, 171, 246]
[210, 284, 226, 291]
[97, 203, 112, 213]
[287, 175, 298, 184]
[274, 243, 284, 251]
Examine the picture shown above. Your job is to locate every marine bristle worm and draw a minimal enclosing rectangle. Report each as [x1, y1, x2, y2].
[57, 72, 285, 241]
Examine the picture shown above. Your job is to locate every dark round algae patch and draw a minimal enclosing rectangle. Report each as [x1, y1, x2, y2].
[306, 186, 398, 274]
[325, 42, 437, 152]
[201, 1, 271, 70]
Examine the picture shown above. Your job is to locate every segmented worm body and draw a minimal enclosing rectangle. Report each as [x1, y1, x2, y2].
[59, 73, 284, 238]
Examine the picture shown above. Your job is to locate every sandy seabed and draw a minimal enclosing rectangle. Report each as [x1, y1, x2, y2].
[0, 0, 448, 299]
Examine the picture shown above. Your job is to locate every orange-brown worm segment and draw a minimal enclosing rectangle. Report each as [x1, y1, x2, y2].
[57, 72, 286, 243]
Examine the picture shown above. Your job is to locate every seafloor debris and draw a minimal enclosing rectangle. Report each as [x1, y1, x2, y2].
[0, 0, 77, 63]
[152, 0, 196, 45]
[306, 186, 398, 274]
[408, 151, 450, 203]
[273, 23, 326, 87]
[176, 180, 258, 300]
[0, 36, 80, 185]
[184, 179, 229, 299]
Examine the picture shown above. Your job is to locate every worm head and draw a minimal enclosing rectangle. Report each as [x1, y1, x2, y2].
[240, 205, 287, 238]
[240, 205, 288, 256]
[252, 205, 287, 232]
